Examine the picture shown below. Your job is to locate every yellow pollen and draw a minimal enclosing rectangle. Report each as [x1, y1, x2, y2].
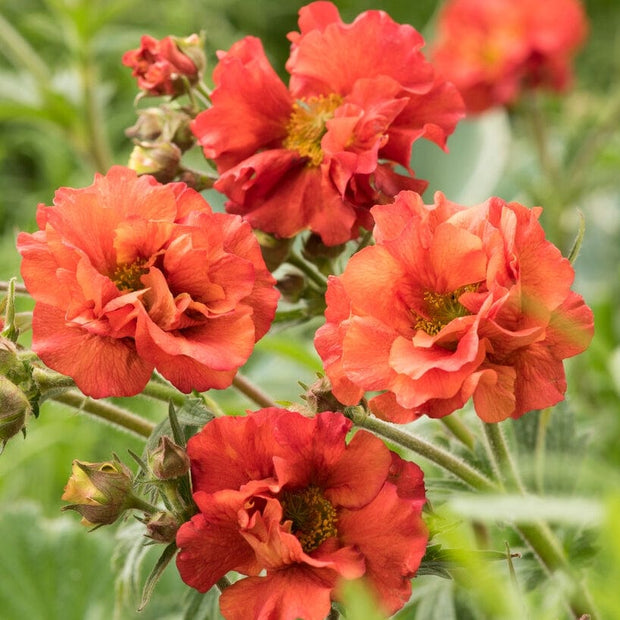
[413, 283, 479, 336]
[283, 94, 343, 167]
[112, 258, 149, 293]
[280, 485, 338, 553]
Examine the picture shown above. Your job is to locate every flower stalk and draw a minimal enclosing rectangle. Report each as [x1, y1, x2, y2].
[52, 390, 154, 438]
[232, 373, 277, 408]
[344, 406, 497, 492]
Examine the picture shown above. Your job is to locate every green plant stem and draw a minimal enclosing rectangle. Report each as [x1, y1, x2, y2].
[286, 254, 329, 290]
[141, 377, 227, 418]
[0, 280, 28, 295]
[141, 379, 187, 408]
[77, 37, 112, 172]
[534, 408, 552, 494]
[344, 407, 497, 492]
[128, 495, 160, 515]
[232, 373, 277, 408]
[440, 414, 475, 450]
[482, 422, 525, 492]
[516, 521, 596, 619]
[51, 390, 154, 438]
[484, 422, 596, 618]
[0, 13, 50, 86]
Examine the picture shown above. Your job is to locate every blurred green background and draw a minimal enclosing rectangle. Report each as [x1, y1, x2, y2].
[1, 0, 619, 618]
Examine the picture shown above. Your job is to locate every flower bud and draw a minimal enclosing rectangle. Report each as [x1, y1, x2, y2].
[173, 34, 207, 77]
[61, 457, 133, 527]
[277, 272, 306, 303]
[0, 375, 31, 450]
[254, 231, 292, 271]
[122, 34, 205, 97]
[0, 336, 20, 377]
[304, 375, 346, 414]
[126, 106, 195, 152]
[144, 511, 179, 543]
[149, 436, 190, 480]
[303, 233, 346, 261]
[128, 141, 182, 183]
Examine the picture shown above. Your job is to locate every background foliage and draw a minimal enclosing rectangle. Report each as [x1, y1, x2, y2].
[1, 1, 619, 618]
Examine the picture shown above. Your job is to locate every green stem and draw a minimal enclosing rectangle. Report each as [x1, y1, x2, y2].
[141, 379, 187, 408]
[344, 407, 497, 492]
[232, 373, 277, 409]
[534, 408, 552, 494]
[51, 391, 154, 438]
[516, 521, 596, 619]
[0, 12, 50, 86]
[77, 36, 112, 171]
[482, 422, 524, 492]
[484, 421, 596, 618]
[0, 280, 28, 295]
[286, 254, 329, 291]
[440, 414, 475, 451]
[128, 494, 160, 515]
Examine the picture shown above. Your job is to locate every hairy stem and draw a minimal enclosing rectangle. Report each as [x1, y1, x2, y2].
[51, 391, 154, 438]
[232, 373, 277, 409]
[440, 413, 475, 450]
[286, 253, 329, 290]
[344, 407, 497, 492]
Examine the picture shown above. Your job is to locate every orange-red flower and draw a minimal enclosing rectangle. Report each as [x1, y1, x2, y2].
[431, 0, 588, 114]
[122, 34, 204, 96]
[191, 1, 464, 246]
[315, 191, 594, 423]
[176, 408, 427, 619]
[17, 166, 279, 398]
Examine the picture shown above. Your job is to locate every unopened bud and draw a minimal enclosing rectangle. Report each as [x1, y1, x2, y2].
[0, 336, 20, 377]
[303, 233, 346, 261]
[150, 436, 190, 480]
[126, 106, 195, 152]
[61, 457, 133, 527]
[254, 231, 292, 271]
[0, 375, 31, 450]
[277, 272, 306, 303]
[144, 511, 179, 543]
[304, 375, 345, 413]
[173, 34, 207, 78]
[128, 141, 182, 183]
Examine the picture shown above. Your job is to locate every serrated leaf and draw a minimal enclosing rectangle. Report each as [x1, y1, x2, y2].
[138, 541, 177, 611]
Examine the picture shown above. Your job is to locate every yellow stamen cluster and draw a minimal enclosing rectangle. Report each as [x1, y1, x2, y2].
[280, 485, 338, 553]
[283, 94, 343, 167]
[414, 283, 479, 336]
[112, 258, 149, 293]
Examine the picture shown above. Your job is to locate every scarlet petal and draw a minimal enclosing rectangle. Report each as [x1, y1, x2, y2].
[192, 36, 292, 171]
[186, 408, 289, 495]
[32, 303, 153, 398]
[219, 566, 336, 620]
[176, 491, 261, 593]
[338, 464, 427, 615]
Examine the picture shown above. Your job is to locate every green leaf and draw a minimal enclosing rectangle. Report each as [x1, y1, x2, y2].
[0, 502, 117, 620]
[138, 541, 178, 611]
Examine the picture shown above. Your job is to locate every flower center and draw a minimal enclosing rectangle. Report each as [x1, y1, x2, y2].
[280, 485, 338, 553]
[413, 284, 479, 336]
[112, 258, 149, 293]
[283, 94, 343, 167]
